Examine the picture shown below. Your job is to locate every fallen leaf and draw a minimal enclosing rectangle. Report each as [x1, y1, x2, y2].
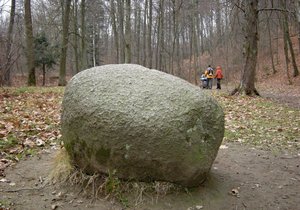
[36, 139, 45, 147]
[0, 178, 10, 183]
[230, 188, 240, 197]
[9, 182, 16, 186]
[23, 139, 35, 148]
[220, 145, 228, 149]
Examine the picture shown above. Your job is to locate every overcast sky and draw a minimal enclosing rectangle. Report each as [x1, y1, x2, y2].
[1, 0, 11, 17]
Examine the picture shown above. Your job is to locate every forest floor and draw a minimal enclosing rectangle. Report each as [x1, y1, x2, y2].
[0, 81, 299, 210]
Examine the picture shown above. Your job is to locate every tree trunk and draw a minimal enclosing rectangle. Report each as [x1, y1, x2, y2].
[155, 0, 165, 71]
[188, 7, 194, 83]
[171, 0, 178, 76]
[125, 0, 131, 63]
[136, 3, 141, 64]
[81, 0, 87, 70]
[167, 7, 172, 74]
[110, 0, 119, 63]
[92, 24, 96, 67]
[281, 0, 299, 77]
[118, 0, 125, 63]
[155, 0, 161, 70]
[58, 0, 72, 86]
[193, 0, 199, 85]
[142, 0, 148, 67]
[24, 0, 36, 86]
[73, 0, 80, 73]
[3, 0, 16, 86]
[267, 13, 276, 74]
[297, 0, 300, 53]
[172, 0, 183, 77]
[231, 0, 259, 96]
[199, 14, 204, 54]
[216, 0, 222, 44]
[283, 21, 292, 85]
[42, 64, 46, 86]
[147, 0, 153, 68]
[282, 14, 292, 85]
[195, 12, 202, 63]
[188, 20, 193, 83]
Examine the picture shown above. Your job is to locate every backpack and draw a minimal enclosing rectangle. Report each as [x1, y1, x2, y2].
[208, 68, 213, 76]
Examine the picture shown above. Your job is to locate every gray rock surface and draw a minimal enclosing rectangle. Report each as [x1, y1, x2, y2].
[61, 64, 224, 187]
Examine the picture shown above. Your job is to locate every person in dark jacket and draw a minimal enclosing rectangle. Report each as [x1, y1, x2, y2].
[204, 65, 214, 89]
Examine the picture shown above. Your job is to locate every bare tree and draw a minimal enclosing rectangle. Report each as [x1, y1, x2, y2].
[2, 0, 16, 86]
[110, 0, 119, 63]
[81, 0, 87, 70]
[125, 0, 131, 63]
[296, 0, 300, 53]
[282, 16, 292, 85]
[58, 0, 72, 86]
[118, 0, 125, 63]
[155, 0, 165, 71]
[170, 0, 183, 76]
[215, 0, 222, 44]
[231, 0, 259, 96]
[266, 11, 276, 74]
[142, 0, 148, 67]
[192, 0, 200, 85]
[281, 0, 299, 77]
[147, 0, 153, 68]
[24, 0, 36, 86]
[134, 1, 141, 64]
[72, 0, 80, 74]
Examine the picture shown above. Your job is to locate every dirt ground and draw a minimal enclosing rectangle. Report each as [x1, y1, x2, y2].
[1, 142, 299, 210]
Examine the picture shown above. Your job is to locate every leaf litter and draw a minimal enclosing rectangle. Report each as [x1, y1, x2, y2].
[0, 87, 62, 169]
[212, 91, 300, 153]
[1, 87, 299, 175]
[0, 87, 300, 209]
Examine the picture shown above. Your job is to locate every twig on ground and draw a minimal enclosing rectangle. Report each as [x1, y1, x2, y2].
[1, 182, 49, 193]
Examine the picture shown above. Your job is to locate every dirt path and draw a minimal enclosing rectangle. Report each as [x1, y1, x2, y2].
[220, 83, 300, 109]
[1, 142, 299, 210]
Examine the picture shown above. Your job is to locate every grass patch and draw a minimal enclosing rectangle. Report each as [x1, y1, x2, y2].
[49, 148, 74, 182]
[0, 134, 19, 150]
[1, 86, 64, 95]
[213, 91, 300, 152]
[0, 199, 11, 209]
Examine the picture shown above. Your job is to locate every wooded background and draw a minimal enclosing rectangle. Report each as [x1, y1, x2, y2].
[0, 0, 299, 94]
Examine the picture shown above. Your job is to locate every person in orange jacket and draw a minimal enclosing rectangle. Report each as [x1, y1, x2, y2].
[215, 66, 224, 89]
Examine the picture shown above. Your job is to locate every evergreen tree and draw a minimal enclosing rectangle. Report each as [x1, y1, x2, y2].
[34, 33, 59, 86]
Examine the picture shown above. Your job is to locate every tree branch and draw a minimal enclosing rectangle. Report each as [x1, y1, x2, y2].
[258, 8, 290, 13]
[233, 3, 245, 13]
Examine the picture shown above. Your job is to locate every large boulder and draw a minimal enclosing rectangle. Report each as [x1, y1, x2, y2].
[61, 64, 224, 187]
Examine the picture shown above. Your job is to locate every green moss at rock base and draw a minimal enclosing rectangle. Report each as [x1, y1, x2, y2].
[96, 147, 111, 164]
[63, 139, 75, 159]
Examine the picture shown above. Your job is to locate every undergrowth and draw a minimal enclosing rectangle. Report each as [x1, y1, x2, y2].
[50, 148, 183, 208]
